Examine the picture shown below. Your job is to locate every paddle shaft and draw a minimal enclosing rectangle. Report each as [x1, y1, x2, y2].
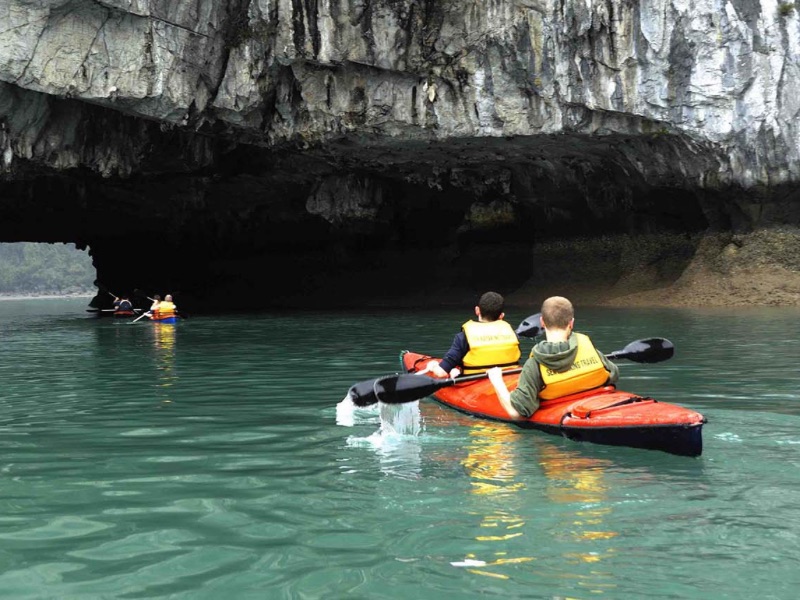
[447, 367, 522, 386]
[404, 367, 523, 392]
[96, 283, 117, 300]
[139, 290, 157, 302]
[348, 367, 522, 407]
[131, 311, 151, 323]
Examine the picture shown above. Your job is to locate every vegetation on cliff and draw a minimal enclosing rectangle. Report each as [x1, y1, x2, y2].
[0, 243, 95, 296]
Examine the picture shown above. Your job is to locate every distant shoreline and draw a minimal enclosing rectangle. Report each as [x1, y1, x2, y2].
[0, 293, 94, 301]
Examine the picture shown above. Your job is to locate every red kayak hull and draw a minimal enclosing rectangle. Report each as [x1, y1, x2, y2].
[401, 351, 706, 456]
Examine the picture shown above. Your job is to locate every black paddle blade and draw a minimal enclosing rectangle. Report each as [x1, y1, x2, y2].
[348, 378, 382, 406]
[607, 338, 674, 363]
[515, 313, 543, 338]
[348, 374, 450, 407]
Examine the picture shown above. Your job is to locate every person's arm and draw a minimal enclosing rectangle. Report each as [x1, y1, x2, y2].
[488, 359, 542, 419]
[487, 367, 522, 418]
[428, 333, 468, 378]
[600, 353, 620, 384]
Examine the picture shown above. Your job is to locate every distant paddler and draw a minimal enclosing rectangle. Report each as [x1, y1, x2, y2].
[149, 294, 162, 318]
[147, 294, 178, 323]
[112, 294, 135, 317]
[156, 294, 177, 320]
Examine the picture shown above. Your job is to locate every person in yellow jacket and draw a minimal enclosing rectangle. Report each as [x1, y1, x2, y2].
[487, 296, 619, 418]
[426, 291, 520, 378]
[156, 294, 177, 318]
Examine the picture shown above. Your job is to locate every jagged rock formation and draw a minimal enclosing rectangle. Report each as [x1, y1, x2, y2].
[2, 0, 800, 309]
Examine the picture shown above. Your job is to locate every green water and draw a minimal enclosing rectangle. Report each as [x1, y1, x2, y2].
[1, 298, 800, 599]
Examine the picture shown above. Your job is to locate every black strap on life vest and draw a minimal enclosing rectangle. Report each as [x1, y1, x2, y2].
[464, 359, 520, 371]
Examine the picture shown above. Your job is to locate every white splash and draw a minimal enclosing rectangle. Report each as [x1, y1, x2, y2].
[341, 398, 424, 479]
[336, 394, 422, 436]
[336, 394, 378, 427]
[379, 401, 421, 436]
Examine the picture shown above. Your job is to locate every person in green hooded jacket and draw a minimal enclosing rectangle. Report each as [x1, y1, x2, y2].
[487, 296, 619, 419]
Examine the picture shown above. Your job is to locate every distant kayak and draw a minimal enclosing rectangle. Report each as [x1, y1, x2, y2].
[86, 308, 142, 318]
[149, 314, 178, 324]
[400, 350, 706, 457]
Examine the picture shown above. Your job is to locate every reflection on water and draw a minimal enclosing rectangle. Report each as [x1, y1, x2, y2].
[537, 443, 618, 579]
[453, 421, 619, 585]
[464, 423, 525, 497]
[456, 423, 532, 579]
[151, 323, 177, 404]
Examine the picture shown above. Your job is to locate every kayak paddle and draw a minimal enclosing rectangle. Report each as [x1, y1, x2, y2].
[606, 338, 674, 363]
[348, 337, 674, 407]
[516, 316, 675, 361]
[348, 368, 524, 407]
[134, 288, 157, 302]
[131, 311, 152, 324]
[96, 283, 118, 299]
[515, 313, 543, 338]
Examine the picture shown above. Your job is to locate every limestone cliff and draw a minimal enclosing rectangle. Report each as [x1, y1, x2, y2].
[2, 0, 800, 309]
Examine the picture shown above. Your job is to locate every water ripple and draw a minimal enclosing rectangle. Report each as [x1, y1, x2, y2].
[1, 301, 800, 598]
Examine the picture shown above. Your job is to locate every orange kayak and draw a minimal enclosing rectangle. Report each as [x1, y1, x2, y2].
[401, 350, 706, 456]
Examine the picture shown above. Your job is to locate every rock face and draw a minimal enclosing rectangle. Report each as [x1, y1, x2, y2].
[2, 0, 800, 309]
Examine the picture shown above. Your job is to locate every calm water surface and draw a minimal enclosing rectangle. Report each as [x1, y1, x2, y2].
[1, 298, 800, 599]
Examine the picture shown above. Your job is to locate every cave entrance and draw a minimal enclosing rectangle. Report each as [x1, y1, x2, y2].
[0, 242, 96, 299]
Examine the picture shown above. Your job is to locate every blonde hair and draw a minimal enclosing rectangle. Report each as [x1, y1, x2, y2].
[541, 296, 573, 329]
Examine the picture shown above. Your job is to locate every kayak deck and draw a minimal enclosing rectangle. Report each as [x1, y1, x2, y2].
[401, 351, 706, 456]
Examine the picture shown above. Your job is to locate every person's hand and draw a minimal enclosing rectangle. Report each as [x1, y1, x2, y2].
[448, 367, 461, 379]
[426, 360, 449, 378]
[486, 367, 504, 386]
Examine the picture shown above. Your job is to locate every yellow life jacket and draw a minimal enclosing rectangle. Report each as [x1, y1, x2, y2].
[157, 301, 176, 318]
[538, 333, 610, 400]
[461, 320, 520, 375]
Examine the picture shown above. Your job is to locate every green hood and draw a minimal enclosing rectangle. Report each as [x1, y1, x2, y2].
[531, 333, 579, 372]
